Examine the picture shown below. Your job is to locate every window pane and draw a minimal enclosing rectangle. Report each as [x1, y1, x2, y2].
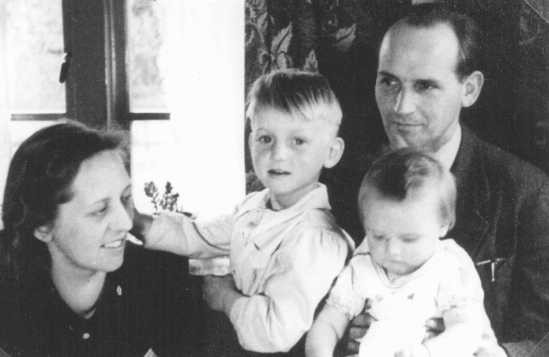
[126, 0, 168, 113]
[5, 0, 65, 113]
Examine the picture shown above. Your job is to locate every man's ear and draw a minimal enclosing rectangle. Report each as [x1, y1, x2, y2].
[34, 224, 53, 243]
[461, 70, 484, 108]
[324, 137, 345, 169]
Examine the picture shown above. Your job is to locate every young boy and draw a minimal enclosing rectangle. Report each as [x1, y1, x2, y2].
[306, 149, 497, 357]
[134, 69, 354, 353]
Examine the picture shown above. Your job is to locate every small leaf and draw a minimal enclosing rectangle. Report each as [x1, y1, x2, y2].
[333, 23, 356, 52]
[271, 23, 293, 56]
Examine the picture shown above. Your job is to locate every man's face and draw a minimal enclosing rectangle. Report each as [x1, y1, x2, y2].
[375, 23, 470, 152]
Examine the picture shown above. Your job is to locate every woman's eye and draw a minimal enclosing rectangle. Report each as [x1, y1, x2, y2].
[91, 205, 108, 217]
[257, 135, 272, 144]
[121, 194, 133, 207]
[378, 76, 398, 88]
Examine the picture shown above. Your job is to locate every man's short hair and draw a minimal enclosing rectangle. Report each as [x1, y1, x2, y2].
[358, 148, 457, 229]
[391, 4, 483, 80]
[246, 69, 342, 128]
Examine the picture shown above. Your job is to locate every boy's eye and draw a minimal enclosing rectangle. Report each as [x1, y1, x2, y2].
[257, 135, 272, 144]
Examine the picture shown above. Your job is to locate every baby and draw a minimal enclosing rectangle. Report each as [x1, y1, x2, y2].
[135, 69, 354, 353]
[306, 148, 496, 357]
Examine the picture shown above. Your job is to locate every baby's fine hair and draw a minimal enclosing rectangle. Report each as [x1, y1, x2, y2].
[246, 69, 342, 128]
[358, 148, 457, 229]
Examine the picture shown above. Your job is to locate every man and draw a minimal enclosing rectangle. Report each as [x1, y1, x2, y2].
[327, 4, 549, 356]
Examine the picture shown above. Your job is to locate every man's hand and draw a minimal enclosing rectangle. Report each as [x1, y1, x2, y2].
[341, 300, 373, 356]
[202, 275, 243, 314]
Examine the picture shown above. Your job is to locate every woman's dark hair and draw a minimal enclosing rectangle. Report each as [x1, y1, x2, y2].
[0, 120, 127, 277]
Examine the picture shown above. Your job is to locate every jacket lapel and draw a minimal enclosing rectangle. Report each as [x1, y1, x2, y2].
[449, 126, 490, 258]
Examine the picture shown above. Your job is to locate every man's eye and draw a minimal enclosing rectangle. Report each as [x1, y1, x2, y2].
[378, 76, 398, 87]
[257, 135, 272, 144]
[415, 81, 435, 92]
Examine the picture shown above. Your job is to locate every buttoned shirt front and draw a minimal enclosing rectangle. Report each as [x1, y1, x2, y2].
[149, 184, 354, 353]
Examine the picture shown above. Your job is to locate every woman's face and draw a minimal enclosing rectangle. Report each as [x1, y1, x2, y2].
[40, 150, 133, 276]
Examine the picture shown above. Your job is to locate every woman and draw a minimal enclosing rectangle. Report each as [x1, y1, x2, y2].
[0, 121, 202, 356]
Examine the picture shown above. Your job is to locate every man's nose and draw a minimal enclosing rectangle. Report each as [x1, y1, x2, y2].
[393, 89, 416, 115]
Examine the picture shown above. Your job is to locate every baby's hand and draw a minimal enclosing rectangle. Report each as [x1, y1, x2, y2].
[202, 275, 242, 314]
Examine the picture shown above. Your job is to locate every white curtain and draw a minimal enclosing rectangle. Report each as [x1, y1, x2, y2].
[0, 2, 12, 228]
[154, 0, 245, 219]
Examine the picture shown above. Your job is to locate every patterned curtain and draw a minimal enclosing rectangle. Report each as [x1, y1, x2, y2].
[244, 0, 549, 181]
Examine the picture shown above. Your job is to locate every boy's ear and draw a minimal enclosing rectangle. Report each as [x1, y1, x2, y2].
[461, 70, 484, 108]
[323, 137, 345, 169]
[34, 224, 53, 243]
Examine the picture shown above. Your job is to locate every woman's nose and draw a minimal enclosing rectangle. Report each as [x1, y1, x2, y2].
[111, 201, 133, 232]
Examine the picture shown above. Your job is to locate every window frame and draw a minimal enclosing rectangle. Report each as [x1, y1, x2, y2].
[10, 0, 169, 129]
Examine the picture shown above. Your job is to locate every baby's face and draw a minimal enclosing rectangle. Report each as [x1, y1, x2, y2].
[249, 108, 342, 209]
[361, 188, 448, 280]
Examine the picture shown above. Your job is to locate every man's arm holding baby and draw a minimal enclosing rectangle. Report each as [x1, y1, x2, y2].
[132, 209, 230, 258]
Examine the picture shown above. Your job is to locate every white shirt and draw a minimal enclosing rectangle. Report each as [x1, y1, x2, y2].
[147, 184, 354, 353]
[327, 238, 495, 357]
[432, 124, 462, 170]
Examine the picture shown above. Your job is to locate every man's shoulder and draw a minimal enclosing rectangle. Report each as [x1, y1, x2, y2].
[461, 129, 549, 193]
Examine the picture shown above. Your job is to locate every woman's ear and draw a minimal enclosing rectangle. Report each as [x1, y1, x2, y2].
[324, 137, 345, 169]
[461, 70, 484, 108]
[34, 224, 53, 243]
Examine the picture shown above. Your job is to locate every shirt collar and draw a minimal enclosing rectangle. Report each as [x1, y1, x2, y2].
[237, 183, 331, 216]
[431, 124, 462, 170]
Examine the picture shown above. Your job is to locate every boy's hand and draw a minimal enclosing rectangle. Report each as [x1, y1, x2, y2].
[130, 208, 153, 241]
[202, 275, 243, 314]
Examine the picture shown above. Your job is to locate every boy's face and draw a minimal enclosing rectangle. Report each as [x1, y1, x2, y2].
[361, 188, 448, 279]
[249, 108, 343, 209]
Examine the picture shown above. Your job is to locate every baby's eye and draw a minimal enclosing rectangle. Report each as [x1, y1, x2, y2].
[293, 137, 306, 146]
[257, 135, 272, 144]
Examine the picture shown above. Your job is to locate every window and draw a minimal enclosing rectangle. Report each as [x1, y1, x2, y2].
[1, 0, 245, 220]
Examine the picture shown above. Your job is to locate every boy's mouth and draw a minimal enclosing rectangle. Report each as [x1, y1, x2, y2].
[268, 169, 290, 176]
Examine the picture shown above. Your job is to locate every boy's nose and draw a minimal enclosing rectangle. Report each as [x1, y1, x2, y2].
[271, 142, 289, 160]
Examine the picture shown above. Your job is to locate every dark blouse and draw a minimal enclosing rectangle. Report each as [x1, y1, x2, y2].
[0, 245, 204, 357]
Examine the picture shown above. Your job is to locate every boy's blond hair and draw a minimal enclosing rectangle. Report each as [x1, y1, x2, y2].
[246, 69, 342, 130]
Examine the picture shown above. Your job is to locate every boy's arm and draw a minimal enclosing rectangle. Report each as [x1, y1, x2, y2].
[227, 228, 351, 353]
[305, 305, 350, 357]
[132, 209, 231, 257]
